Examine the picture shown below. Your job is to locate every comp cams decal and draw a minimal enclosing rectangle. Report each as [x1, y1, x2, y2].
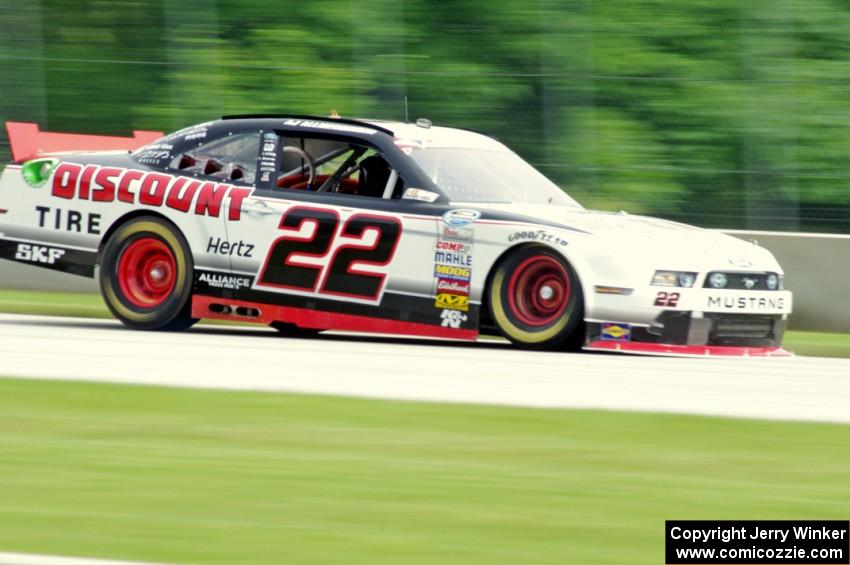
[48, 162, 252, 221]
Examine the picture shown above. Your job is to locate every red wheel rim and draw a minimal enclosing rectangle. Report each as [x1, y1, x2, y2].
[506, 255, 570, 327]
[117, 237, 177, 308]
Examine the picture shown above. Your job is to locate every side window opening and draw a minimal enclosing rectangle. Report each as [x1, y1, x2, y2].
[169, 132, 260, 185]
[275, 135, 405, 199]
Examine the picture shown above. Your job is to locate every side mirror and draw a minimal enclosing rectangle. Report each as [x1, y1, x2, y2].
[401, 187, 439, 202]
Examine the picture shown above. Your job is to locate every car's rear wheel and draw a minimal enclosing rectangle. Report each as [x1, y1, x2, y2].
[100, 216, 197, 331]
[488, 246, 584, 350]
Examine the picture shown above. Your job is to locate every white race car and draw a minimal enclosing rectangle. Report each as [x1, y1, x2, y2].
[0, 116, 792, 356]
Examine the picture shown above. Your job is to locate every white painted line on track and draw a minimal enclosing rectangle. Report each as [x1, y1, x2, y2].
[0, 313, 848, 424]
[0, 552, 173, 565]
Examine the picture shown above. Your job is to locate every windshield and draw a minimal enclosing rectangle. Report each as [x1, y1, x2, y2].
[408, 148, 582, 206]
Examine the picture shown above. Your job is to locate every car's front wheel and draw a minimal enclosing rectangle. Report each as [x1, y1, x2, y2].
[488, 245, 584, 350]
[99, 216, 197, 331]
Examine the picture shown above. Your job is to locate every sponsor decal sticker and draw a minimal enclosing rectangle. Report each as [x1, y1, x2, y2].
[15, 243, 65, 265]
[434, 264, 471, 281]
[508, 229, 568, 247]
[435, 293, 469, 312]
[441, 226, 474, 243]
[35, 206, 101, 235]
[601, 322, 631, 341]
[207, 237, 254, 258]
[401, 187, 439, 202]
[440, 309, 468, 328]
[436, 277, 470, 296]
[434, 250, 472, 267]
[198, 272, 253, 290]
[434, 240, 471, 253]
[283, 119, 377, 136]
[21, 158, 59, 188]
[443, 209, 481, 227]
[49, 162, 252, 221]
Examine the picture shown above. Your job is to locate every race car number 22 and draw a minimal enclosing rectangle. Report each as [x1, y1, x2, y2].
[257, 206, 402, 301]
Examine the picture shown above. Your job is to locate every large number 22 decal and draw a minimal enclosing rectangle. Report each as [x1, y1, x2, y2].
[258, 206, 402, 301]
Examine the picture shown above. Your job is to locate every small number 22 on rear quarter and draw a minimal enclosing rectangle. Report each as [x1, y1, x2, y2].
[99, 216, 197, 331]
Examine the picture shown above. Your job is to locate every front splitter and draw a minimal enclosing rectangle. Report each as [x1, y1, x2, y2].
[584, 340, 793, 358]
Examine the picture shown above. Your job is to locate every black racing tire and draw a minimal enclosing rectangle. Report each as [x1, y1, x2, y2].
[269, 321, 322, 338]
[99, 216, 198, 331]
[487, 245, 584, 350]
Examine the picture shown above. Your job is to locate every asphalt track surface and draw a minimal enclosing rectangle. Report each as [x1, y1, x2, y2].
[1, 313, 849, 424]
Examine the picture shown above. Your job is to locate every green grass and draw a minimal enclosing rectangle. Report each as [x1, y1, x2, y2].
[0, 289, 849, 357]
[0, 378, 848, 565]
[0, 289, 108, 318]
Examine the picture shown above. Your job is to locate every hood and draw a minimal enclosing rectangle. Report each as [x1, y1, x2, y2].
[473, 203, 780, 271]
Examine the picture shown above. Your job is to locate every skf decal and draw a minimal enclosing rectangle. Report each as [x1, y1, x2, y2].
[50, 162, 252, 221]
[15, 243, 65, 265]
[601, 323, 631, 342]
[440, 309, 468, 328]
[435, 293, 469, 312]
[434, 264, 471, 281]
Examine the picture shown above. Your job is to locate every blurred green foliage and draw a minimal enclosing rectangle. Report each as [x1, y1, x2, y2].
[2, 0, 850, 231]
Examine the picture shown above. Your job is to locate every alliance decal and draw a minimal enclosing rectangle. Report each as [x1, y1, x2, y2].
[196, 271, 254, 291]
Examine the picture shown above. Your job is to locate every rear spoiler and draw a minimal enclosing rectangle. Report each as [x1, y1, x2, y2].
[6, 121, 164, 163]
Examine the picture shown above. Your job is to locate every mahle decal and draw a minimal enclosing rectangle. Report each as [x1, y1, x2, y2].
[22, 158, 59, 188]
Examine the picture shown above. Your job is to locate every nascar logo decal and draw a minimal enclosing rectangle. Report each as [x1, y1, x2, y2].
[48, 162, 252, 221]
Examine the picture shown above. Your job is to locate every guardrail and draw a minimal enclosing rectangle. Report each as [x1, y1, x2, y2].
[721, 230, 850, 332]
[0, 229, 846, 331]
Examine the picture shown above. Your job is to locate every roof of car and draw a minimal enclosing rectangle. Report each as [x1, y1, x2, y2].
[220, 114, 507, 152]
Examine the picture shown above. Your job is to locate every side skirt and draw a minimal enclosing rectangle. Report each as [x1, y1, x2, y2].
[191, 295, 479, 341]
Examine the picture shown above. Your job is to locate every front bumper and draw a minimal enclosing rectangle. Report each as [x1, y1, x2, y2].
[583, 311, 790, 357]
